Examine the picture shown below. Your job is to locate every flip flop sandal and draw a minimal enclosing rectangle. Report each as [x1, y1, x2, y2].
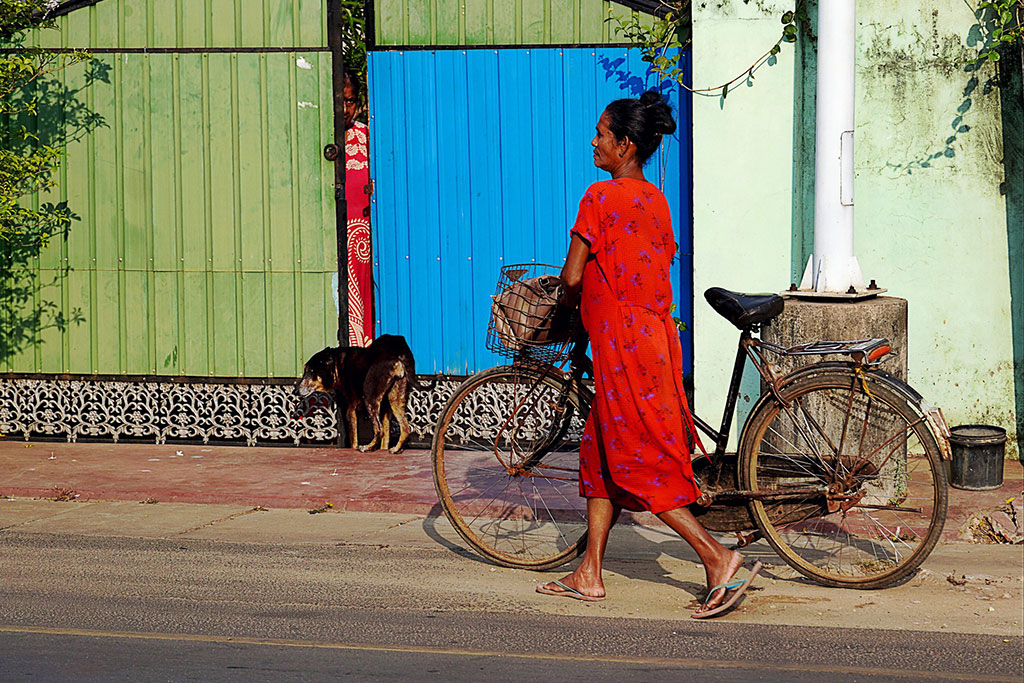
[691, 561, 763, 619]
[536, 579, 606, 602]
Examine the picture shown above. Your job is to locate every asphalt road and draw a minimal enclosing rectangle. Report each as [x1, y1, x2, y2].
[1, 532, 1020, 682]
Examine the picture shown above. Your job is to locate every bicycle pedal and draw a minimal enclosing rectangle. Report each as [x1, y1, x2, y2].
[732, 530, 761, 548]
[694, 491, 714, 507]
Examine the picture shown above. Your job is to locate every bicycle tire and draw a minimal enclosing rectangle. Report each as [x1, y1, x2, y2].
[738, 366, 947, 589]
[431, 365, 591, 570]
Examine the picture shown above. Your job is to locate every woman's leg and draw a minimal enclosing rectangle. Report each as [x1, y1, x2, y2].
[538, 497, 620, 598]
[657, 506, 743, 613]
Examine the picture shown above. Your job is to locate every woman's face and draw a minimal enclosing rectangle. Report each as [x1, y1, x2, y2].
[344, 81, 359, 129]
[591, 112, 625, 172]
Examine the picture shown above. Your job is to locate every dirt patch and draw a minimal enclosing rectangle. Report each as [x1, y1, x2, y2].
[958, 497, 1024, 544]
[49, 487, 80, 502]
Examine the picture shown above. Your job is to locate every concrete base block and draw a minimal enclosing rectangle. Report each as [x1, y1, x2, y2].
[762, 296, 909, 381]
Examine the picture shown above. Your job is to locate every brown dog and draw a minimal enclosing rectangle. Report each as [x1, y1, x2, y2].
[296, 334, 418, 453]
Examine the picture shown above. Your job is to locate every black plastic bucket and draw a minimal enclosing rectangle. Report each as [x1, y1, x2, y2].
[949, 425, 1007, 491]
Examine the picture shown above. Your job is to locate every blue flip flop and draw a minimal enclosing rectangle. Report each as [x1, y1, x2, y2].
[691, 561, 763, 619]
[536, 579, 606, 602]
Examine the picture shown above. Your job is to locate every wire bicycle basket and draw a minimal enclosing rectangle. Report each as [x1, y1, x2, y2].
[486, 263, 580, 364]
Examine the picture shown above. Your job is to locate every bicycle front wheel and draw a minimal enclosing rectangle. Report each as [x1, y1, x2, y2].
[739, 367, 947, 589]
[431, 365, 590, 570]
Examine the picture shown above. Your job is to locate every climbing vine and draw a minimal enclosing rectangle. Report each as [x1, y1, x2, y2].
[607, 0, 808, 97]
[967, 0, 1024, 66]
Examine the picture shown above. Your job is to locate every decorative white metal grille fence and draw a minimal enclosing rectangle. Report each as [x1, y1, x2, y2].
[0, 376, 464, 447]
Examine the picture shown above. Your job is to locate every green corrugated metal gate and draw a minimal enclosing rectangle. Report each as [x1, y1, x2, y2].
[371, 0, 654, 46]
[5, 0, 338, 378]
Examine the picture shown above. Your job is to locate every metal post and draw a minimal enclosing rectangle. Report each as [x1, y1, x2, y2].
[800, 0, 865, 294]
[364, 0, 376, 50]
[327, 0, 350, 447]
[328, 0, 350, 346]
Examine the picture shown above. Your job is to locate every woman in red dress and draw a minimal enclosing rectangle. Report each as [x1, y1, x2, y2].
[537, 91, 760, 618]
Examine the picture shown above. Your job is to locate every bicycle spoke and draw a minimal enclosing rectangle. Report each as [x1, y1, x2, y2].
[793, 394, 841, 459]
[466, 477, 517, 527]
[860, 421, 919, 475]
[834, 384, 857, 478]
[531, 477, 570, 550]
[760, 423, 830, 483]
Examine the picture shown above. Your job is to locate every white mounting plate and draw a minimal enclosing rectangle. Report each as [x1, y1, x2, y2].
[782, 288, 887, 302]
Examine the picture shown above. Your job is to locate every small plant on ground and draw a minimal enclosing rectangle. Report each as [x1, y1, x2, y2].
[50, 486, 78, 501]
[308, 501, 334, 514]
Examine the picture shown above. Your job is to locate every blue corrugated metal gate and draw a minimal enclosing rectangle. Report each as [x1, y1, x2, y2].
[367, 47, 693, 375]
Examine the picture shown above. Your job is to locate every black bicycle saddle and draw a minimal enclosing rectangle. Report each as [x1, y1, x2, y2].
[704, 287, 784, 330]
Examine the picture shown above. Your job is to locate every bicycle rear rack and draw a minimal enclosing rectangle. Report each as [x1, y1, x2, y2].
[760, 337, 893, 363]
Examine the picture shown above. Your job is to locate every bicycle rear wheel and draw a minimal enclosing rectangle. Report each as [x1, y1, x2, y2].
[431, 365, 590, 570]
[739, 367, 947, 589]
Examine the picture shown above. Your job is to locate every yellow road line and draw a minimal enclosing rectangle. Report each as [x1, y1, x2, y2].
[0, 624, 1018, 682]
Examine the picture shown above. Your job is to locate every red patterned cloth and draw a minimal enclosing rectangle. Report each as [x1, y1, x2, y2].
[570, 178, 701, 513]
[346, 120, 374, 347]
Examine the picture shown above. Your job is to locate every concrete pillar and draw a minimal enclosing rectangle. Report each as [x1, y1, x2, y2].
[762, 298, 908, 382]
[761, 298, 911, 504]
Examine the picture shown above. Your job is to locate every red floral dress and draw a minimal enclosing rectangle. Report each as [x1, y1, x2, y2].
[570, 178, 701, 513]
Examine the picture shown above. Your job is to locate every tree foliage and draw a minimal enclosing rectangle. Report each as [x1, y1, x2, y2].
[1, 0, 88, 244]
[2, 0, 95, 363]
[607, 1, 807, 97]
[338, 0, 368, 116]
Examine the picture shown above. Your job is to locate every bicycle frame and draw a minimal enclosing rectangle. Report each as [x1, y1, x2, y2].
[671, 328, 893, 489]
[522, 328, 897, 492]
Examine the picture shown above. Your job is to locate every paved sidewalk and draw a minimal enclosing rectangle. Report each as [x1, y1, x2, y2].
[1, 439, 1021, 542]
[1, 441, 439, 514]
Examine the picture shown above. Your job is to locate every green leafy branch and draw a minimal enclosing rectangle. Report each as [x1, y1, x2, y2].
[0, 0, 57, 37]
[338, 0, 368, 117]
[607, 1, 807, 98]
[2, 1, 90, 240]
[966, 0, 1024, 65]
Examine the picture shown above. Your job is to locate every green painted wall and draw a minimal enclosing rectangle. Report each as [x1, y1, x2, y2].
[691, 0, 1022, 458]
[4, 0, 337, 378]
[30, 0, 328, 49]
[372, 0, 654, 46]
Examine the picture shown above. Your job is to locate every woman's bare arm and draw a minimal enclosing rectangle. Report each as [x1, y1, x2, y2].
[560, 234, 590, 307]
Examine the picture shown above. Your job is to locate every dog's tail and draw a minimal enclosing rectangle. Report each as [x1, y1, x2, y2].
[403, 353, 436, 392]
[392, 339, 432, 393]
[409, 373, 435, 392]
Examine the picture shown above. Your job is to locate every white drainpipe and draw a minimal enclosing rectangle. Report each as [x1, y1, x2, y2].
[799, 0, 865, 293]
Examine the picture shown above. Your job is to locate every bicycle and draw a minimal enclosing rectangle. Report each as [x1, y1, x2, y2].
[431, 265, 951, 589]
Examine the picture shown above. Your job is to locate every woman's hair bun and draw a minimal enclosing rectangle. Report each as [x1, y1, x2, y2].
[604, 90, 677, 165]
[639, 90, 663, 107]
[640, 90, 677, 136]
